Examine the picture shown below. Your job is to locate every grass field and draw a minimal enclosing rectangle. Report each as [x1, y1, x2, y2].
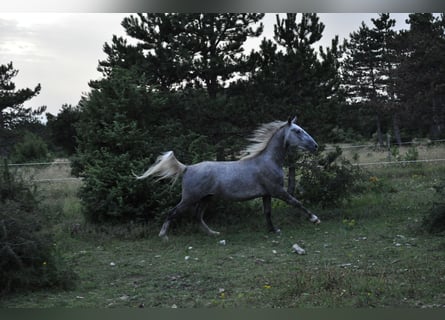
[2, 149, 445, 308]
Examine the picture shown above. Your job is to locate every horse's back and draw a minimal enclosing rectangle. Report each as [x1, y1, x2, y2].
[182, 160, 264, 201]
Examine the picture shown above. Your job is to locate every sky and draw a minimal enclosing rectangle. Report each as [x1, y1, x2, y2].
[0, 13, 411, 118]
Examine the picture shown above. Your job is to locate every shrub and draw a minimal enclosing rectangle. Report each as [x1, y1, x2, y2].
[295, 146, 364, 208]
[10, 131, 51, 163]
[0, 160, 77, 295]
[422, 182, 445, 234]
[73, 68, 197, 224]
[403, 145, 419, 162]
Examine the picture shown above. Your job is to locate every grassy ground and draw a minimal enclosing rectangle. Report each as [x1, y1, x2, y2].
[2, 159, 445, 308]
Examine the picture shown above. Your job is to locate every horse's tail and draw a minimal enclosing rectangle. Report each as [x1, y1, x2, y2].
[134, 151, 186, 184]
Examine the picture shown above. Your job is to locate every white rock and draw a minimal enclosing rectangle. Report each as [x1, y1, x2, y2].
[292, 244, 306, 255]
[184, 256, 190, 260]
[110, 262, 116, 266]
[219, 240, 226, 245]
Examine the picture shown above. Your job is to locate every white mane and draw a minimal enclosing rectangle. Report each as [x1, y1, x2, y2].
[240, 121, 286, 160]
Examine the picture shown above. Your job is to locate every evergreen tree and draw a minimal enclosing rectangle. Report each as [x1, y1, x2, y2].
[184, 13, 264, 98]
[275, 14, 344, 194]
[343, 14, 399, 145]
[74, 67, 186, 222]
[371, 13, 402, 145]
[101, 13, 264, 160]
[46, 104, 81, 155]
[240, 14, 343, 194]
[0, 62, 45, 156]
[395, 13, 445, 139]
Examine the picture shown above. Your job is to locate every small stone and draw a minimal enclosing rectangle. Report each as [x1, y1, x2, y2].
[292, 244, 306, 255]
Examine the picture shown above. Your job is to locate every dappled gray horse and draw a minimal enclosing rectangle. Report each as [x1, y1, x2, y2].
[136, 117, 320, 240]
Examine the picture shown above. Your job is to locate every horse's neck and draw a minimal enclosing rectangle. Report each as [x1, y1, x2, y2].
[258, 128, 287, 167]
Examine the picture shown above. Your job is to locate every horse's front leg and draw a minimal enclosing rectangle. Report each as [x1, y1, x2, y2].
[274, 189, 320, 224]
[263, 196, 280, 233]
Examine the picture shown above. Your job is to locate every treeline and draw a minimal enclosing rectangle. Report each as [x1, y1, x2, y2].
[1, 13, 444, 223]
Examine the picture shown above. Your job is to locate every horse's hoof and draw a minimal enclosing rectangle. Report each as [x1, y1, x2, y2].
[309, 215, 321, 224]
[268, 226, 281, 234]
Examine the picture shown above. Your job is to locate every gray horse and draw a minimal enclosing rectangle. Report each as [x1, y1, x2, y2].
[136, 117, 320, 240]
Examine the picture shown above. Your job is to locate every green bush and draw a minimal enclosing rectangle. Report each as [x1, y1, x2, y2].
[73, 68, 197, 224]
[422, 182, 445, 234]
[295, 146, 364, 208]
[11, 131, 51, 163]
[0, 160, 77, 295]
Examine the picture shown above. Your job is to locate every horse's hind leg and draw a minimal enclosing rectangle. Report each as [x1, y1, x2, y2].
[159, 199, 193, 240]
[196, 196, 220, 236]
[263, 196, 280, 233]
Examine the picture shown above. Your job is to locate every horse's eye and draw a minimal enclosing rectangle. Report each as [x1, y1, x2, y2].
[294, 129, 301, 134]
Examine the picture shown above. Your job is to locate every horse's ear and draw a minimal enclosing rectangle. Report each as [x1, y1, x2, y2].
[288, 115, 297, 125]
[287, 116, 293, 125]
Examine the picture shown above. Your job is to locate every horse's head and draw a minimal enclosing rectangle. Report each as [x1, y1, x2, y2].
[284, 116, 318, 153]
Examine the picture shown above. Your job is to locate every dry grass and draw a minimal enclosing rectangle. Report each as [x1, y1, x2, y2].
[326, 142, 445, 165]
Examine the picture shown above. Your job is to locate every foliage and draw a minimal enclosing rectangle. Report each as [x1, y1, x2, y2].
[247, 13, 345, 140]
[10, 131, 51, 163]
[394, 13, 445, 139]
[0, 62, 45, 129]
[341, 13, 445, 141]
[342, 14, 399, 146]
[0, 160, 77, 295]
[117, 13, 264, 97]
[422, 182, 445, 234]
[46, 104, 81, 156]
[295, 146, 364, 208]
[0, 62, 46, 157]
[73, 67, 201, 223]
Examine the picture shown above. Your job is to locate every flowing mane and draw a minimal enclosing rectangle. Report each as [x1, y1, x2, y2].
[240, 121, 286, 160]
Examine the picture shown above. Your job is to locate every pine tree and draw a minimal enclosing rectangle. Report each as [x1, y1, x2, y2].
[272, 14, 344, 194]
[371, 13, 402, 145]
[343, 14, 399, 146]
[184, 13, 264, 98]
[46, 104, 81, 155]
[395, 13, 445, 139]
[0, 62, 45, 156]
[74, 67, 186, 222]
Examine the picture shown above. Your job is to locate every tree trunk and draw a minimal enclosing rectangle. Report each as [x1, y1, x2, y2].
[430, 90, 442, 139]
[376, 113, 384, 148]
[392, 112, 402, 146]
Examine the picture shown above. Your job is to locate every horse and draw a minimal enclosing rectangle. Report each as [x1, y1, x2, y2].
[135, 116, 320, 240]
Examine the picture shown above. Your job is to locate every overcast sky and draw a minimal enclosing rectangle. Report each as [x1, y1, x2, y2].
[0, 13, 411, 118]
